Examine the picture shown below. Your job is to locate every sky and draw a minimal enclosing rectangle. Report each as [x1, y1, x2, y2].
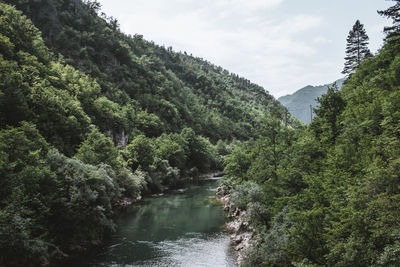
[97, 0, 393, 98]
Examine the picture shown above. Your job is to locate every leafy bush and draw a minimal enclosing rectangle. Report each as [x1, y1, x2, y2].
[230, 181, 263, 210]
[243, 208, 292, 267]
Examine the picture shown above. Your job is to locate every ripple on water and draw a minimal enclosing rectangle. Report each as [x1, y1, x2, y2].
[73, 180, 236, 267]
[132, 233, 236, 267]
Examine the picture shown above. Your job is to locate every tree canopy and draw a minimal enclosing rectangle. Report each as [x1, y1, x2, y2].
[0, 1, 293, 265]
[223, 10, 400, 266]
[342, 20, 371, 75]
[378, 0, 400, 39]
[3, 0, 400, 266]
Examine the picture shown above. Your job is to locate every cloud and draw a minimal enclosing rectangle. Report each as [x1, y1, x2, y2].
[214, 0, 284, 12]
[98, 0, 331, 97]
[370, 23, 385, 35]
[312, 36, 333, 44]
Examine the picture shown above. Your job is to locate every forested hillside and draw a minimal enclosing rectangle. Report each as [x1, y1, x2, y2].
[2, 0, 287, 143]
[0, 0, 294, 265]
[278, 78, 345, 124]
[222, 1, 400, 265]
[2, 0, 399, 266]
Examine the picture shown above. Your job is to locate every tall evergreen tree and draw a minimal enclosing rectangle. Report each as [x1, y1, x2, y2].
[342, 20, 371, 75]
[378, 0, 400, 38]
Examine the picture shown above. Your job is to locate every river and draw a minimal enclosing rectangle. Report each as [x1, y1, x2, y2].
[71, 178, 236, 266]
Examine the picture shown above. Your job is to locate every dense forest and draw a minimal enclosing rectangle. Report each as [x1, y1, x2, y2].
[221, 1, 400, 265]
[0, 0, 294, 265]
[1, 0, 400, 266]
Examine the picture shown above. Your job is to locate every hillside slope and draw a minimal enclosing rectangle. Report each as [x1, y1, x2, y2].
[222, 17, 400, 267]
[0, 1, 297, 265]
[3, 0, 293, 143]
[278, 78, 344, 124]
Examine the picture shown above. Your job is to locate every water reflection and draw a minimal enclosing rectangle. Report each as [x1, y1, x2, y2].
[77, 179, 236, 267]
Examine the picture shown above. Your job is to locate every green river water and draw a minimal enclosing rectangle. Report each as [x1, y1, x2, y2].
[71, 178, 236, 266]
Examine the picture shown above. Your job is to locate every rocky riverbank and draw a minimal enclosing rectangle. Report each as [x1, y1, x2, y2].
[216, 186, 253, 266]
[114, 195, 142, 208]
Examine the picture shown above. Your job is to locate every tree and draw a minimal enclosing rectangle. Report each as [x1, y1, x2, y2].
[342, 20, 371, 75]
[75, 126, 122, 170]
[378, 0, 400, 39]
[126, 135, 155, 171]
[247, 105, 289, 183]
[311, 83, 346, 145]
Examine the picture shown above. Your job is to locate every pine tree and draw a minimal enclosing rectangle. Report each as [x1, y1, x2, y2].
[378, 0, 400, 39]
[342, 20, 371, 75]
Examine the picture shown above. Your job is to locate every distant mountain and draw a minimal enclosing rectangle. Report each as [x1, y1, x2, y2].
[0, 2, 294, 265]
[278, 78, 345, 124]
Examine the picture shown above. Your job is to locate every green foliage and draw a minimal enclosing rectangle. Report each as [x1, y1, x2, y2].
[149, 158, 181, 190]
[124, 128, 223, 191]
[215, 139, 232, 156]
[0, 122, 50, 203]
[0, 123, 119, 266]
[378, 0, 400, 39]
[224, 141, 253, 182]
[310, 83, 346, 145]
[248, 106, 293, 183]
[0, 202, 49, 267]
[75, 126, 122, 170]
[377, 230, 400, 267]
[2, 0, 284, 144]
[342, 20, 371, 75]
[127, 134, 155, 172]
[155, 132, 187, 170]
[46, 149, 118, 243]
[180, 127, 215, 173]
[0, 0, 300, 265]
[278, 78, 345, 125]
[243, 208, 292, 267]
[76, 126, 145, 197]
[0, 3, 91, 155]
[230, 181, 263, 210]
[222, 15, 400, 266]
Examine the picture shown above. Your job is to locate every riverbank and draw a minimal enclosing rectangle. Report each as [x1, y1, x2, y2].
[64, 178, 235, 266]
[216, 186, 254, 266]
[55, 171, 224, 266]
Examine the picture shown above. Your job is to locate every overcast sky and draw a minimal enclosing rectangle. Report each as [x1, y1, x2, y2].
[97, 0, 393, 98]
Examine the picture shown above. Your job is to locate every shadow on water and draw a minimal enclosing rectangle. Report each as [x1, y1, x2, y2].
[68, 179, 236, 267]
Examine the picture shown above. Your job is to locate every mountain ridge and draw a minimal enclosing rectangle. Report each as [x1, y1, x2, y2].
[0, 2, 297, 265]
[278, 78, 345, 124]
